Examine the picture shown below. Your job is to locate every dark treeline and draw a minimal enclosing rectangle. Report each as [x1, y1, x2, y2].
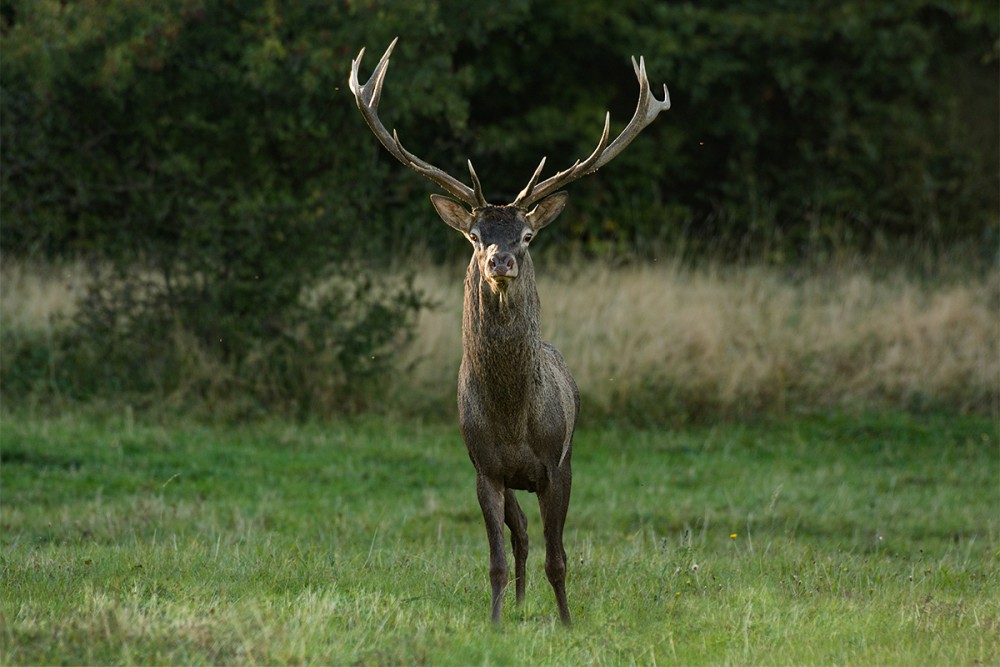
[3, 1, 997, 259]
[1, 0, 996, 415]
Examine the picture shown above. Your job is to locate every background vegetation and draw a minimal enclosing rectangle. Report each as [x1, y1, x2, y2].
[4, 257, 996, 422]
[1, 0, 997, 417]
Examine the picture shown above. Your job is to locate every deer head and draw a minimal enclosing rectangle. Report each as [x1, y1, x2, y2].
[429, 195, 568, 297]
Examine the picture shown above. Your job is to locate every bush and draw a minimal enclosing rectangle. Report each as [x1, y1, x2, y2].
[1, 268, 426, 417]
[0, 1, 430, 414]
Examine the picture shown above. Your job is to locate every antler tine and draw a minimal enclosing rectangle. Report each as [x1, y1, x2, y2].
[515, 54, 671, 209]
[571, 113, 612, 177]
[349, 38, 484, 208]
[467, 160, 488, 208]
[368, 37, 395, 110]
[513, 157, 548, 205]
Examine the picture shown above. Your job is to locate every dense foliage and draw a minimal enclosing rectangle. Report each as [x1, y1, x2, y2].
[1, 0, 996, 412]
[3, 1, 995, 257]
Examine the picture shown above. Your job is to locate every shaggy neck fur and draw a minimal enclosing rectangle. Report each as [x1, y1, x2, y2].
[462, 252, 541, 407]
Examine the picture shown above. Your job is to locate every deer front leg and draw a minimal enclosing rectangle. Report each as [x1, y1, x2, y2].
[539, 471, 572, 626]
[504, 489, 529, 606]
[476, 474, 508, 624]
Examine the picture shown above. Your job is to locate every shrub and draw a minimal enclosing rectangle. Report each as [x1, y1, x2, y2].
[0, 1, 430, 414]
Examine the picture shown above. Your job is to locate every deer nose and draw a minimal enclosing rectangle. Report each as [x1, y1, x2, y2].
[488, 252, 517, 278]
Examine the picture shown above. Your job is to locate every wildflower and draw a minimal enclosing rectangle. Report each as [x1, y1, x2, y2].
[730, 533, 738, 539]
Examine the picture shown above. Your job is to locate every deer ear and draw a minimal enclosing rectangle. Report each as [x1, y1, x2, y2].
[430, 194, 473, 233]
[524, 191, 569, 231]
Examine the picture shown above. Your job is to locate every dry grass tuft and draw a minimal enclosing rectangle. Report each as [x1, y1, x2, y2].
[0, 261, 86, 330]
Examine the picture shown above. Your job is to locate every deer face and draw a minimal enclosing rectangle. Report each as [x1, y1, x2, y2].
[431, 193, 569, 295]
[467, 207, 530, 292]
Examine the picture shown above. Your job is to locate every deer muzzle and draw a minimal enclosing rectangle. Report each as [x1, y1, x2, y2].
[487, 252, 518, 282]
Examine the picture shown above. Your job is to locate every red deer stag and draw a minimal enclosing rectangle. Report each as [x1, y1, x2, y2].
[349, 38, 670, 625]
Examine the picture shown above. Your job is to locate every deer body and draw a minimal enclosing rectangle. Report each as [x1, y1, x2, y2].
[451, 203, 579, 624]
[349, 38, 669, 626]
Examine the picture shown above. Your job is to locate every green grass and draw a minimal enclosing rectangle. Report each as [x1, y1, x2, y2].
[2, 410, 997, 665]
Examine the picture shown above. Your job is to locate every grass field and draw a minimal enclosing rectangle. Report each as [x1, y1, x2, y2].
[2, 410, 996, 665]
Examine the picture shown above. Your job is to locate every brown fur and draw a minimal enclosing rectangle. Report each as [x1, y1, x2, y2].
[431, 195, 579, 625]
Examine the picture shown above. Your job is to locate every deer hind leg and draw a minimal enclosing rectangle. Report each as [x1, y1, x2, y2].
[476, 474, 508, 624]
[504, 489, 529, 606]
[538, 470, 572, 626]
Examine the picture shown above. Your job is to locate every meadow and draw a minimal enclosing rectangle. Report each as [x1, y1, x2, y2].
[2, 256, 998, 664]
[2, 411, 997, 665]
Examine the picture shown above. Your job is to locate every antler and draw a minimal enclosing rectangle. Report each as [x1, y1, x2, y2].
[349, 37, 488, 208]
[513, 55, 671, 209]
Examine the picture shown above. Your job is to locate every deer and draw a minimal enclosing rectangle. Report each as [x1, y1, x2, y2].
[349, 37, 670, 626]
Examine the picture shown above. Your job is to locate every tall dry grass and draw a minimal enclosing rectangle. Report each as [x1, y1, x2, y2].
[401, 257, 998, 420]
[0, 262, 85, 331]
[2, 257, 997, 420]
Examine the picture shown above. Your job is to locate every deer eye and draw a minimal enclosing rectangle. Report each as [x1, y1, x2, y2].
[523, 232, 533, 244]
[469, 232, 479, 243]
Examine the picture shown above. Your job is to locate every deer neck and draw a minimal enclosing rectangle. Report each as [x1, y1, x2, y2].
[462, 256, 541, 388]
